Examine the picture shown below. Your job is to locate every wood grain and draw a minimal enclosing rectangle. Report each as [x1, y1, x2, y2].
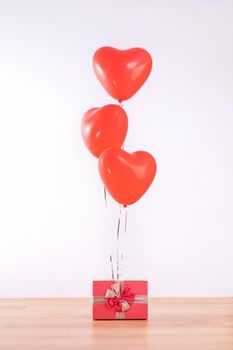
[0, 298, 232, 349]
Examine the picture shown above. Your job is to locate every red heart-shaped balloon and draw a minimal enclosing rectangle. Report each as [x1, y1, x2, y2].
[81, 104, 128, 158]
[98, 148, 157, 205]
[93, 47, 153, 101]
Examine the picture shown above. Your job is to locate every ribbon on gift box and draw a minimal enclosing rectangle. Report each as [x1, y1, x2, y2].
[93, 281, 148, 319]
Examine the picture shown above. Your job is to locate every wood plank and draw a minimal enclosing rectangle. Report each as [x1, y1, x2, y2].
[0, 298, 232, 349]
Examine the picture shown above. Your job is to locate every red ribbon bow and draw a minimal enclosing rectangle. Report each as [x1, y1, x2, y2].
[105, 282, 135, 312]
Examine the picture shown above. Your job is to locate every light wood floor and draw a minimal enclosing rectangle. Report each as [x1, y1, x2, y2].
[0, 298, 232, 349]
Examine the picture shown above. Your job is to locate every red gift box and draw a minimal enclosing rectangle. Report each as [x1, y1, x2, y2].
[93, 280, 148, 320]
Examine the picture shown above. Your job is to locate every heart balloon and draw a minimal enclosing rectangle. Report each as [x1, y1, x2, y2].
[98, 148, 157, 205]
[93, 47, 153, 101]
[81, 104, 128, 158]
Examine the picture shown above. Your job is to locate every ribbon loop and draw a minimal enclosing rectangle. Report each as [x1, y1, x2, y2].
[105, 281, 135, 313]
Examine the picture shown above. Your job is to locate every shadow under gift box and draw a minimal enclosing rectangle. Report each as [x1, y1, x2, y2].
[93, 280, 148, 320]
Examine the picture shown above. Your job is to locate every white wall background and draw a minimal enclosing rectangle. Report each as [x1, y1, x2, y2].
[0, 0, 233, 297]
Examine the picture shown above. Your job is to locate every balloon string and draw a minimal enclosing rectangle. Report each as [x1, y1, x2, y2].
[116, 206, 121, 280]
[104, 187, 127, 281]
[104, 186, 107, 206]
[104, 186, 115, 280]
[120, 206, 127, 277]
[124, 206, 127, 234]
[110, 253, 114, 280]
